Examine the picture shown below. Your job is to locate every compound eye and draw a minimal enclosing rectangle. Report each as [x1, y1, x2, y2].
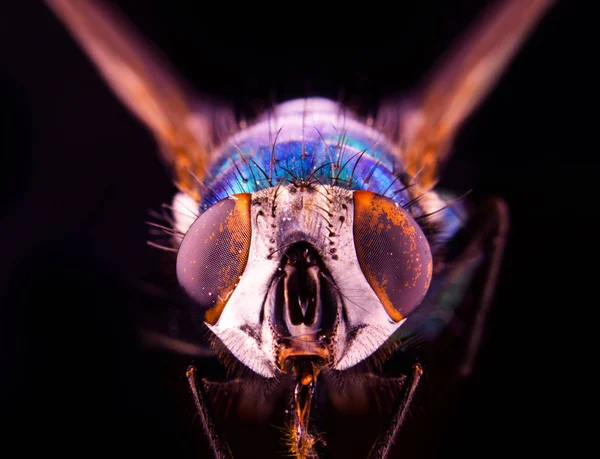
[353, 190, 433, 322]
[176, 193, 252, 325]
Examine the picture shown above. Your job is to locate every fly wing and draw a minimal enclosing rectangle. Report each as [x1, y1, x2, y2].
[45, 0, 237, 200]
[377, 0, 555, 189]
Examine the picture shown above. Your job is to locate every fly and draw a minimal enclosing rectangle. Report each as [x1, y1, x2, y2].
[45, 1, 556, 458]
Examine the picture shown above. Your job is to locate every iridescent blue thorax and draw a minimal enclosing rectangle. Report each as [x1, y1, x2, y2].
[201, 98, 410, 211]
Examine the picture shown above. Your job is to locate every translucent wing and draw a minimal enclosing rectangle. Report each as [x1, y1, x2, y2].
[45, 0, 237, 200]
[377, 0, 556, 188]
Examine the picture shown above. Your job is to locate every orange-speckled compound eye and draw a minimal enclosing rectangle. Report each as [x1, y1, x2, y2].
[353, 190, 433, 322]
[176, 193, 252, 325]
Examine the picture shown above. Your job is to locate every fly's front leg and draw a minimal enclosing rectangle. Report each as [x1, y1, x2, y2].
[366, 364, 423, 459]
[186, 366, 233, 459]
[458, 197, 509, 378]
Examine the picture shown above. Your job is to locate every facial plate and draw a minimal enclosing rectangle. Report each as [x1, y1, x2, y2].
[200, 185, 434, 376]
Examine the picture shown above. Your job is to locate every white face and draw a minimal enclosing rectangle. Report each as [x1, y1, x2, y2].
[176, 184, 433, 377]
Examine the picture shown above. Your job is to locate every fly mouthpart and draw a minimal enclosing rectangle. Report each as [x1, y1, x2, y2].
[278, 345, 330, 375]
[286, 356, 324, 458]
[272, 241, 338, 372]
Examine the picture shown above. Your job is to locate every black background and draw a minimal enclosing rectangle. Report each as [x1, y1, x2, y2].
[1, 1, 576, 458]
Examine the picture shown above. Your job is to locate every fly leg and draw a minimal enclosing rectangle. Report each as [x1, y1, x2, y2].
[457, 197, 509, 377]
[366, 363, 423, 459]
[186, 365, 234, 459]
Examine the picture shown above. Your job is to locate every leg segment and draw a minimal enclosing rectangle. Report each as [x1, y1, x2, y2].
[458, 198, 509, 377]
[367, 364, 423, 459]
[186, 365, 233, 459]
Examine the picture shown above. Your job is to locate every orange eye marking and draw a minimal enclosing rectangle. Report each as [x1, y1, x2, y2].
[203, 193, 252, 325]
[370, 275, 402, 322]
[354, 190, 416, 240]
[353, 190, 433, 321]
[354, 191, 405, 322]
[426, 260, 433, 289]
